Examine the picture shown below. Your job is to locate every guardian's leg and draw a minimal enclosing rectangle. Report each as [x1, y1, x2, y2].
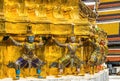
[58, 55, 71, 74]
[74, 56, 83, 73]
[32, 58, 44, 78]
[36, 66, 42, 78]
[15, 57, 28, 79]
[15, 65, 20, 79]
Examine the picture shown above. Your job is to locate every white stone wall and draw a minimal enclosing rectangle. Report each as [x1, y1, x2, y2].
[0, 69, 111, 81]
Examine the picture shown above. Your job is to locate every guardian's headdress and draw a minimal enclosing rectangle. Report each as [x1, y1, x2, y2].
[26, 25, 34, 36]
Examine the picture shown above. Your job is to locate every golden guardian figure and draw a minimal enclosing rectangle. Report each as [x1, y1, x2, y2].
[3, 25, 45, 79]
[51, 36, 84, 74]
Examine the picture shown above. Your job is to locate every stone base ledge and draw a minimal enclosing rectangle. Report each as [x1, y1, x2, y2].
[0, 69, 109, 81]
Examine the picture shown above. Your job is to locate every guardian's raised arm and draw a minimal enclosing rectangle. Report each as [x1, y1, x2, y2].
[3, 35, 23, 46]
[52, 36, 67, 47]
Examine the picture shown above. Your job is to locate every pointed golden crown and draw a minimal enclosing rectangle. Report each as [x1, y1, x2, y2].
[26, 25, 34, 36]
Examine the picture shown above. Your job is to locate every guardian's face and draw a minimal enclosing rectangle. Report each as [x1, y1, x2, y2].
[27, 36, 35, 43]
[70, 36, 76, 43]
[39, 37, 42, 41]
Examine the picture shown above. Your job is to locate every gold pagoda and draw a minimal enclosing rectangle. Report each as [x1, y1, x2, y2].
[0, 0, 108, 79]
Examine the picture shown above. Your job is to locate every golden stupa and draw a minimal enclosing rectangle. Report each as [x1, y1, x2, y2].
[0, 0, 108, 79]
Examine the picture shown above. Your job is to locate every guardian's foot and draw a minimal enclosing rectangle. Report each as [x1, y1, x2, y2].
[38, 75, 43, 78]
[13, 76, 20, 80]
[59, 69, 63, 75]
[77, 68, 80, 74]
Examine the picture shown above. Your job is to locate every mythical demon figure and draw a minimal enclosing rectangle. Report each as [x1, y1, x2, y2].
[51, 36, 83, 74]
[3, 26, 45, 79]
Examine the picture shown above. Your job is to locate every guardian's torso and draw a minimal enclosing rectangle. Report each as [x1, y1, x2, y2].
[67, 43, 78, 55]
[25, 43, 36, 51]
[23, 43, 36, 59]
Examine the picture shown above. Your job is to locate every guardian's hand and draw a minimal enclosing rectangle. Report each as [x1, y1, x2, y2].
[52, 36, 55, 40]
[3, 35, 10, 41]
